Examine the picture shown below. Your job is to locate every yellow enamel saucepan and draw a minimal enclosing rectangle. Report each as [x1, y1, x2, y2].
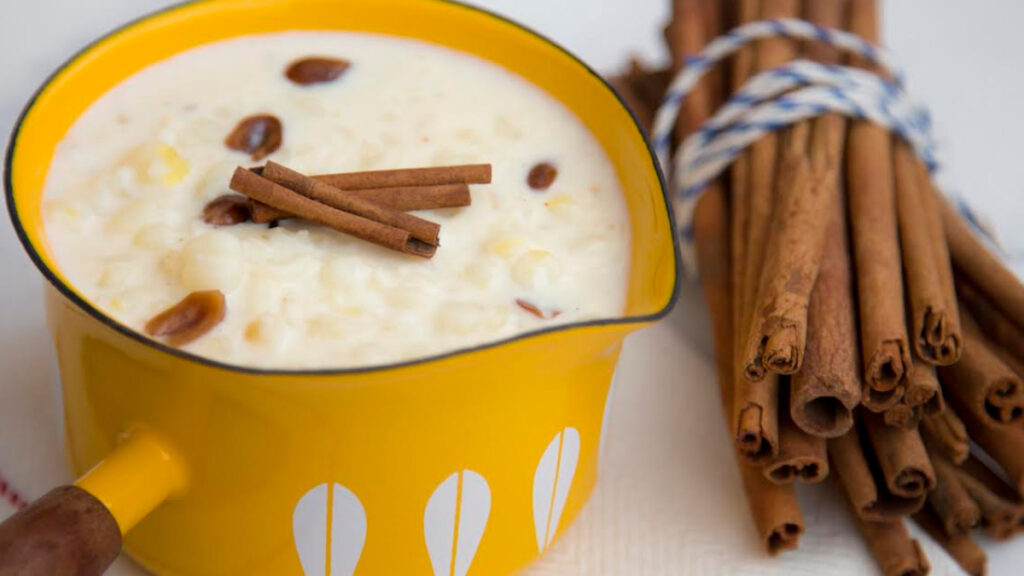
[0, 0, 679, 574]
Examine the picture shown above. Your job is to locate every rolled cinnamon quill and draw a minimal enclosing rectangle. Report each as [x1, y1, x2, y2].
[912, 508, 987, 576]
[742, 124, 831, 380]
[925, 449, 981, 536]
[956, 275, 1024, 366]
[914, 156, 962, 361]
[919, 409, 969, 465]
[956, 454, 1024, 540]
[943, 387, 1024, 495]
[693, 178, 802, 555]
[939, 191, 1024, 331]
[764, 383, 828, 483]
[884, 358, 942, 428]
[729, 0, 783, 463]
[847, 0, 911, 413]
[940, 314, 1024, 426]
[262, 161, 440, 246]
[251, 183, 472, 223]
[229, 168, 436, 258]
[731, 0, 803, 460]
[790, 183, 861, 438]
[894, 141, 962, 365]
[828, 426, 926, 521]
[862, 410, 935, 498]
[316, 163, 491, 190]
[851, 512, 929, 576]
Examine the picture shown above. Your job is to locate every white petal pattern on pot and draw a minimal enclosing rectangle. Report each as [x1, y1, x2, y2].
[293, 483, 367, 576]
[532, 427, 581, 552]
[424, 469, 492, 576]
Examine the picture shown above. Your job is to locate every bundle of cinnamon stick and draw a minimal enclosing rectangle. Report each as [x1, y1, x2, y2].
[616, 1, 1024, 574]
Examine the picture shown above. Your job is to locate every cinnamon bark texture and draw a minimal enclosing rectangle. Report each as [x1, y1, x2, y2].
[742, 122, 830, 378]
[940, 314, 1024, 426]
[753, 126, 831, 481]
[666, 0, 716, 141]
[693, 177, 803, 555]
[957, 276, 1024, 366]
[847, 0, 911, 412]
[262, 161, 440, 245]
[944, 387, 1024, 495]
[251, 183, 471, 223]
[925, 450, 981, 536]
[764, 383, 828, 483]
[939, 192, 1024, 330]
[791, 186, 861, 437]
[742, 0, 845, 382]
[913, 508, 987, 576]
[230, 168, 437, 258]
[919, 409, 969, 465]
[894, 141, 961, 365]
[852, 513, 930, 576]
[723, 0, 778, 463]
[956, 455, 1024, 540]
[885, 358, 942, 428]
[914, 157, 962, 363]
[862, 410, 935, 499]
[828, 427, 925, 521]
[314, 163, 492, 190]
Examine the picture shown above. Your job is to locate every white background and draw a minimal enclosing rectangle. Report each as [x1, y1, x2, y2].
[2, 1, 1023, 575]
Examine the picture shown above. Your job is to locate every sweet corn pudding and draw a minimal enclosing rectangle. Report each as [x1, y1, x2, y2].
[42, 32, 631, 368]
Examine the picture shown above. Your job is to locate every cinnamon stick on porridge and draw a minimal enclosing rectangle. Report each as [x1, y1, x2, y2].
[250, 163, 486, 221]
[261, 161, 440, 246]
[229, 167, 437, 258]
[315, 163, 492, 189]
[251, 183, 472, 223]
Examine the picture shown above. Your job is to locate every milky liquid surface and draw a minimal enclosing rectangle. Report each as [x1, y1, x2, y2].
[42, 32, 631, 369]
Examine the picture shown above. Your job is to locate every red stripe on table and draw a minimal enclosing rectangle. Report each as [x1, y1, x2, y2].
[0, 470, 28, 510]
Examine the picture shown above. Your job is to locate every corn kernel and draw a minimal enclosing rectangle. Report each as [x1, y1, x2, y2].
[158, 144, 190, 186]
[512, 249, 561, 289]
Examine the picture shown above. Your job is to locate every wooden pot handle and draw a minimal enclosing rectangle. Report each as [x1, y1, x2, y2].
[0, 485, 121, 576]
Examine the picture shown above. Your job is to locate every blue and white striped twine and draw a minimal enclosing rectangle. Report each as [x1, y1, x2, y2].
[651, 17, 984, 275]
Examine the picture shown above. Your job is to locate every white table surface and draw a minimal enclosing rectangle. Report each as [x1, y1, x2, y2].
[2, 1, 1024, 575]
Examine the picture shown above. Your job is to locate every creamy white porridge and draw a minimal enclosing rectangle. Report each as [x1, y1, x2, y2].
[42, 32, 631, 369]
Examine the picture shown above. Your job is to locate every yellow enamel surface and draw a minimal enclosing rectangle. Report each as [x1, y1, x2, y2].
[74, 430, 188, 534]
[13, 1, 678, 575]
